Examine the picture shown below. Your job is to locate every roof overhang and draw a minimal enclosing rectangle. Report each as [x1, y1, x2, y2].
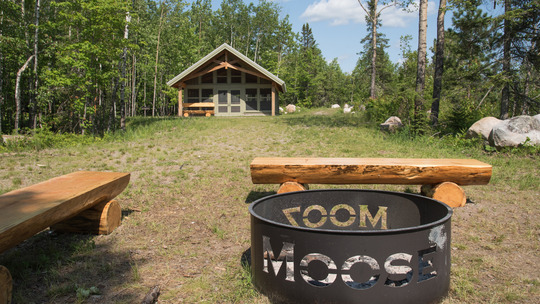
[167, 43, 286, 93]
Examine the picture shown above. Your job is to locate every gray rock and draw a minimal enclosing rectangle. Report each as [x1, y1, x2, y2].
[466, 117, 502, 141]
[380, 116, 404, 133]
[331, 104, 341, 109]
[489, 115, 540, 147]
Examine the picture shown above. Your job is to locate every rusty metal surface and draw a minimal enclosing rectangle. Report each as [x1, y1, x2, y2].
[250, 189, 452, 304]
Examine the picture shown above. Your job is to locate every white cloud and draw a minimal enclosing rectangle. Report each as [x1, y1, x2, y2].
[301, 0, 366, 25]
[301, 0, 437, 28]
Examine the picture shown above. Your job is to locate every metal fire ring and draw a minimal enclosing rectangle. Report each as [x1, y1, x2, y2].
[249, 189, 452, 304]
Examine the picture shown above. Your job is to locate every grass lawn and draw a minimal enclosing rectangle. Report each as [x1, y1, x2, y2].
[0, 109, 538, 303]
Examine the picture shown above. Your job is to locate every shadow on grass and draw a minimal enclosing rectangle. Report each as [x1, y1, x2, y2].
[280, 113, 371, 128]
[0, 229, 145, 303]
[244, 191, 276, 204]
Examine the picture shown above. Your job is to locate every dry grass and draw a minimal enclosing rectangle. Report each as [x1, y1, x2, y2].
[0, 110, 538, 303]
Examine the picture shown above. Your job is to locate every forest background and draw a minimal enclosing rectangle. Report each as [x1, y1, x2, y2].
[0, 0, 538, 137]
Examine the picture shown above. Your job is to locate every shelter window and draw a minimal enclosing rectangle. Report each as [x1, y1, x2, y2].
[231, 69, 242, 83]
[245, 73, 257, 83]
[201, 73, 213, 84]
[260, 88, 272, 111]
[217, 69, 227, 83]
[246, 89, 258, 111]
[218, 90, 228, 104]
[260, 78, 271, 84]
[202, 89, 214, 103]
[187, 89, 199, 103]
[186, 78, 198, 85]
[231, 90, 241, 104]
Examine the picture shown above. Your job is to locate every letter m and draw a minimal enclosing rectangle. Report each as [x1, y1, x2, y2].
[262, 235, 295, 281]
[360, 205, 388, 229]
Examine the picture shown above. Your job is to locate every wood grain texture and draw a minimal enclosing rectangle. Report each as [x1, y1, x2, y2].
[277, 182, 309, 194]
[421, 182, 467, 208]
[0, 171, 130, 253]
[182, 102, 215, 108]
[50, 200, 122, 235]
[250, 157, 492, 185]
[0, 265, 12, 304]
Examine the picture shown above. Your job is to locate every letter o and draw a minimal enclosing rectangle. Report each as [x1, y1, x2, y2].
[300, 253, 337, 287]
[330, 204, 356, 227]
[341, 255, 380, 290]
[303, 205, 327, 228]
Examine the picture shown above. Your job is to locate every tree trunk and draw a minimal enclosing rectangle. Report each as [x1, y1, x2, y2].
[370, 0, 378, 99]
[500, 0, 511, 119]
[31, 0, 41, 130]
[430, 0, 446, 126]
[131, 53, 137, 116]
[0, 10, 4, 134]
[152, 3, 165, 117]
[120, 12, 131, 130]
[15, 55, 35, 134]
[414, 0, 428, 131]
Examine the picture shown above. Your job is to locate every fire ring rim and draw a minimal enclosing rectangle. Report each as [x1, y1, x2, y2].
[249, 189, 453, 235]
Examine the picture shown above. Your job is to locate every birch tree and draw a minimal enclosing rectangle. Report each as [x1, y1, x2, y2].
[430, 0, 446, 125]
[413, 0, 428, 133]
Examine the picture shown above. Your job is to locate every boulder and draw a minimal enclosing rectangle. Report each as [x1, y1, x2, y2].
[466, 117, 502, 141]
[489, 115, 540, 148]
[331, 104, 341, 109]
[343, 106, 353, 114]
[285, 104, 296, 113]
[279, 107, 284, 113]
[380, 116, 404, 133]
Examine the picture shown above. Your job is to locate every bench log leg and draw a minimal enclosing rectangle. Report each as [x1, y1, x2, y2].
[421, 182, 466, 208]
[0, 265, 12, 304]
[51, 200, 122, 235]
[277, 182, 309, 194]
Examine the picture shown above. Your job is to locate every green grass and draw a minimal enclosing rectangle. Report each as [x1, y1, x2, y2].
[0, 109, 538, 303]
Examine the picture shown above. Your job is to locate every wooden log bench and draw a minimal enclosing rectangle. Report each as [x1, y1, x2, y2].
[182, 102, 215, 117]
[0, 171, 130, 304]
[250, 157, 492, 208]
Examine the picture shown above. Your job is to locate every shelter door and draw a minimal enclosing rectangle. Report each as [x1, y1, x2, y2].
[217, 90, 241, 114]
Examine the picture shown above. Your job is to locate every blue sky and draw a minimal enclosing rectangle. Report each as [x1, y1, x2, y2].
[201, 0, 501, 74]
[278, 0, 439, 73]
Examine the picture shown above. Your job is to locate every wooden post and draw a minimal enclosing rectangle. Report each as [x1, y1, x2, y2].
[0, 265, 12, 304]
[277, 181, 309, 194]
[271, 85, 276, 116]
[421, 182, 467, 208]
[178, 84, 184, 117]
[51, 200, 122, 235]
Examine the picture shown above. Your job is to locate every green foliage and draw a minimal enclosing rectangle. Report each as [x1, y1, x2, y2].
[0, 126, 101, 152]
[444, 97, 485, 134]
[364, 96, 404, 124]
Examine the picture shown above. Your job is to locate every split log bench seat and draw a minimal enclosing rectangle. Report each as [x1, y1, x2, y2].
[182, 102, 215, 117]
[0, 171, 130, 304]
[250, 157, 492, 208]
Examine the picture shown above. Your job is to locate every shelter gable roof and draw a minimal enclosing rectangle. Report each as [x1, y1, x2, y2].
[166, 43, 286, 92]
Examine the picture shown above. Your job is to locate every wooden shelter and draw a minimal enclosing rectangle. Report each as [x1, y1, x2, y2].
[167, 43, 286, 117]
